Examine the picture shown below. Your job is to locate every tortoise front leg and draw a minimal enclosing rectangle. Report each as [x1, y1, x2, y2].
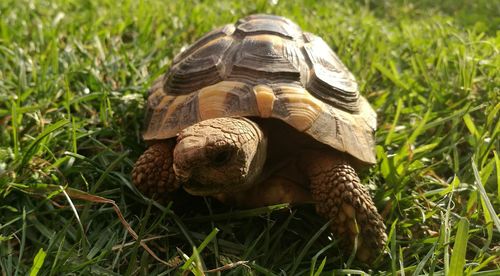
[132, 139, 180, 202]
[300, 152, 387, 262]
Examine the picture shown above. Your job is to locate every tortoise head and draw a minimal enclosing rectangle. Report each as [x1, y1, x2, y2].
[173, 117, 267, 196]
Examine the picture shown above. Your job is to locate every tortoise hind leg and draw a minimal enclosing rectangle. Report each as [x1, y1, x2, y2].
[132, 139, 180, 202]
[299, 152, 387, 262]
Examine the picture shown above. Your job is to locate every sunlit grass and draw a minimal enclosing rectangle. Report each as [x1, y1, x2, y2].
[0, 0, 498, 274]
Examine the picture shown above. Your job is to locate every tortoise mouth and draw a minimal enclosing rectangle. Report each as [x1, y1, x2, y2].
[182, 180, 249, 196]
[183, 182, 216, 196]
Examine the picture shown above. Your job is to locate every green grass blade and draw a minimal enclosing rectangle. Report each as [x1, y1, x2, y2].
[413, 243, 436, 276]
[181, 227, 219, 271]
[470, 270, 500, 276]
[29, 248, 46, 276]
[184, 203, 290, 222]
[374, 62, 410, 90]
[312, 257, 327, 276]
[449, 218, 469, 276]
[385, 97, 403, 145]
[289, 220, 330, 275]
[443, 186, 455, 276]
[19, 119, 69, 169]
[331, 269, 369, 275]
[472, 158, 500, 232]
[495, 151, 499, 200]
[310, 242, 336, 275]
[14, 207, 27, 276]
[388, 219, 398, 275]
[463, 114, 480, 139]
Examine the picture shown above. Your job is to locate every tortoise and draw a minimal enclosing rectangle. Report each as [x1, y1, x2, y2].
[132, 14, 387, 262]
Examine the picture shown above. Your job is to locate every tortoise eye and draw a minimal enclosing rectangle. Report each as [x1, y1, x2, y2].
[212, 150, 232, 166]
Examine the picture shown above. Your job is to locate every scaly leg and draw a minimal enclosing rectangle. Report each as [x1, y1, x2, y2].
[300, 152, 387, 262]
[132, 140, 180, 202]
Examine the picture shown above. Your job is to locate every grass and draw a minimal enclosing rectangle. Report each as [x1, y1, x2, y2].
[0, 0, 498, 274]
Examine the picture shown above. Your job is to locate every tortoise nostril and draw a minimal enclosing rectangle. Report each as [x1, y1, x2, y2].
[212, 150, 232, 166]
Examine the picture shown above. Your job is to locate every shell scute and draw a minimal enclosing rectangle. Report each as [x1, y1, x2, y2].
[166, 36, 233, 94]
[229, 35, 303, 84]
[235, 16, 302, 39]
[172, 24, 235, 65]
[303, 34, 359, 112]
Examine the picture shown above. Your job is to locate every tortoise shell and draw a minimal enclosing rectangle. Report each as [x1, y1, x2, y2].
[144, 14, 377, 164]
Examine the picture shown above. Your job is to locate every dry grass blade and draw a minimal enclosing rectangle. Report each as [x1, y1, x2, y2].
[14, 184, 175, 268]
[204, 261, 250, 273]
[111, 235, 169, 251]
[61, 187, 175, 267]
[58, 185, 86, 242]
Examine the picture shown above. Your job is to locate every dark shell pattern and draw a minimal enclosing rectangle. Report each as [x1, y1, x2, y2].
[144, 14, 377, 164]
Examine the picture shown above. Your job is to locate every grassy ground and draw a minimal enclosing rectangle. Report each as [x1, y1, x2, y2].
[0, 0, 499, 275]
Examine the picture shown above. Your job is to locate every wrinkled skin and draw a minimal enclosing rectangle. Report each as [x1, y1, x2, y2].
[132, 117, 386, 262]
